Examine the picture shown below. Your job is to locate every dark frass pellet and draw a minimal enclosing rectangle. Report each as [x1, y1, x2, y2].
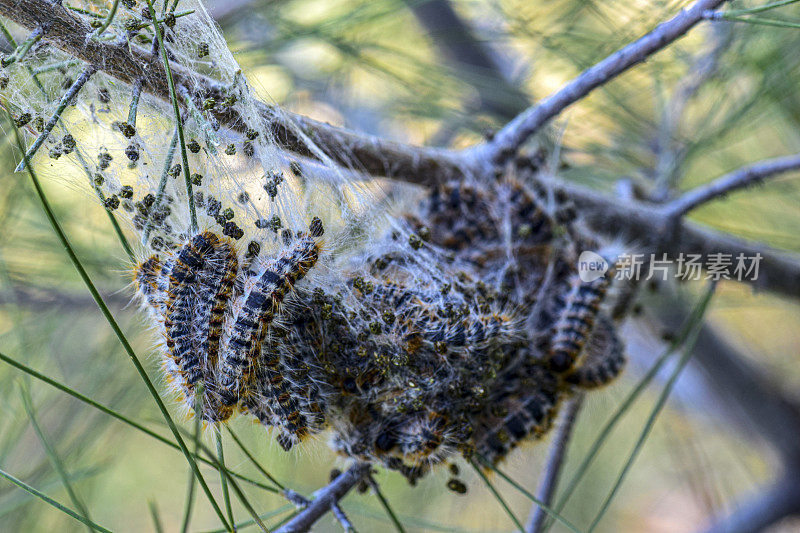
[190, 173, 203, 186]
[14, 113, 31, 127]
[164, 13, 176, 28]
[120, 185, 133, 199]
[122, 0, 136, 9]
[202, 98, 216, 111]
[408, 233, 423, 250]
[62, 134, 76, 153]
[49, 144, 63, 159]
[237, 192, 249, 203]
[187, 139, 201, 153]
[447, 479, 467, 494]
[245, 128, 259, 140]
[222, 207, 234, 220]
[33, 116, 44, 132]
[246, 241, 260, 257]
[268, 215, 282, 232]
[225, 144, 236, 155]
[264, 181, 279, 200]
[243, 141, 254, 157]
[168, 164, 181, 178]
[104, 195, 120, 210]
[125, 144, 139, 161]
[98, 88, 110, 104]
[222, 221, 244, 239]
[114, 121, 136, 138]
[207, 197, 221, 217]
[198, 42, 209, 58]
[94, 173, 104, 186]
[98, 150, 112, 170]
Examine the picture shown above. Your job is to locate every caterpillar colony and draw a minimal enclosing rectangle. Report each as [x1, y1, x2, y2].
[0, 0, 627, 484]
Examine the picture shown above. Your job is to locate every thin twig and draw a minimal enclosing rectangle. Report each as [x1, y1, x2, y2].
[331, 503, 355, 533]
[15, 64, 97, 172]
[526, 394, 584, 533]
[466, 0, 728, 167]
[275, 463, 370, 533]
[286, 487, 355, 533]
[664, 152, 800, 217]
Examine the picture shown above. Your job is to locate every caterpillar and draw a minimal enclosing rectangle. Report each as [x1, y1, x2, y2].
[471, 367, 563, 465]
[135, 232, 240, 421]
[564, 313, 626, 389]
[216, 218, 324, 409]
[547, 274, 612, 374]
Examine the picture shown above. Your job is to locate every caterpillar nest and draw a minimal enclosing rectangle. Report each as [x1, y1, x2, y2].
[0, 0, 628, 484]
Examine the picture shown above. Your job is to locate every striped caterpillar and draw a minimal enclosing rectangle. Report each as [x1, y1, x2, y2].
[134, 219, 324, 423]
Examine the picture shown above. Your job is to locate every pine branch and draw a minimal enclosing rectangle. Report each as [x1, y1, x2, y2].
[664, 153, 800, 217]
[526, 395, 584, 533]
[275, 463, 370, 533]
[540, 176, 800, 298]
[464, 0, 729, 168]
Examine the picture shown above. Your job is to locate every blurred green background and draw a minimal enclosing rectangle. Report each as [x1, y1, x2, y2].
[1, 0, 799, 531]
